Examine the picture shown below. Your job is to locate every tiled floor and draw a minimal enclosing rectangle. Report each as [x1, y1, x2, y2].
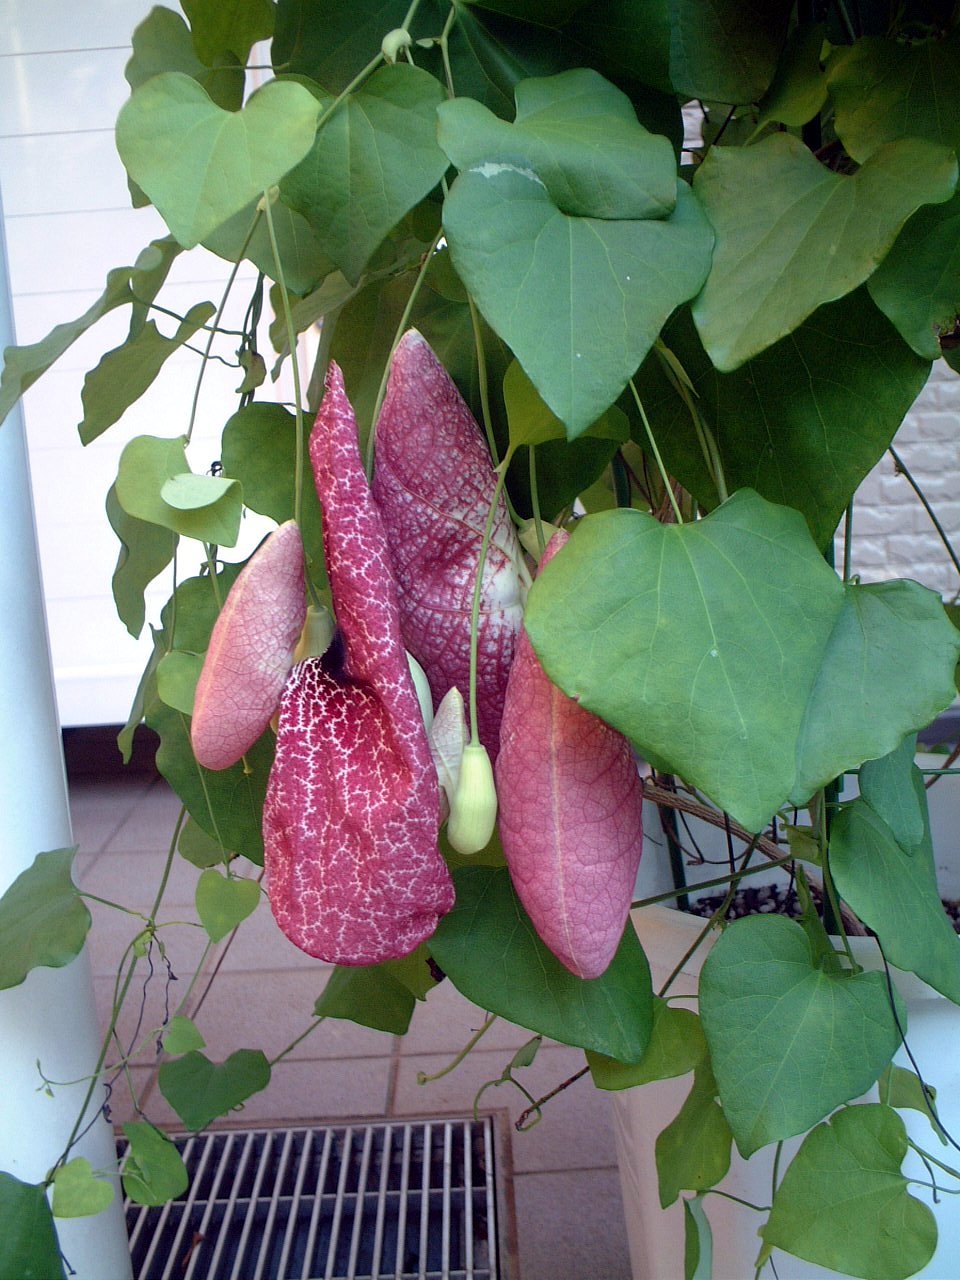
[70, 774, 633, 1280]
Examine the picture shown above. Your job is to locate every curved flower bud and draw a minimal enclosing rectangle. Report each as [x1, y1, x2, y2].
[496, 531, 644, 980]
[372, 328, 525, 759]
[191, 520, 306, 771]
[264, 363, 455, 965]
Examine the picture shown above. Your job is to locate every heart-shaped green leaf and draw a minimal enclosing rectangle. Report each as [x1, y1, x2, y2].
[0, 848, 90, 990]
[79, 301, 215, 445]
[792, 580, 960, 803]
[655, 1064, 732, 1207]
[759, 1105, 937, 1279]
[668, 0, 793, 102]
[182, 0, 275, 65]
[51, 1158, 114, 1219]
[699, 916, 903, 1155]
[691, 132, 957, 370]
[635, 291, 930, 549]
[683, 1195, 713, 1280]
[444, 165, 713, 437]
[525, 490, 845, 831]
[106, 485, 177, 639]
[204, 197, 334, 295]
[859, 735, 925, 851]
[121, 1122, 189, 1205]
[116, 73, 320, 247]
[868, 189, 960, 359]
[754, 22, 828, 131]
[162, 1015, 206, 1055]
[429, 866, 653, 1063]
[588, 1000, 706, 1091]
[503, 359, 629, 451]
[178, 817, 230, 869]
[115, 435, 242, 547]
[281, 64, 449, 283]
[156, 650, 203, 716]
[828, 32, 960, 162]
[195, 870, 260, 942]
[126, 7, 243, 110]
[831, 792, 960, 1004]
[159, 1049, 271, 1130]
[438, 68, 676, 220]
[314, 964, 416, 1035]
[0, 1174, 65, 1280]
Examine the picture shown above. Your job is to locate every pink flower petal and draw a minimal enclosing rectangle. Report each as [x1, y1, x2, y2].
[496, 532, 644, 980]
[372, 329, 525, 758]
[191, 520, 306, 771]
[264, 363, 455, 964]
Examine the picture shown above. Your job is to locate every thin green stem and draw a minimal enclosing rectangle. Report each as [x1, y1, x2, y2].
[467, 294, 501, 466]
[771, 1140, 784, 1199]
[186, 209, 261, 444]
[630, 379, 682, 523]
[907, 1139, 960, 1183]
[631, 852, 796, 910]
[78, 892, 149, 921]
[270, 1018, 326, 1067]
[437, 2, 458, 95]
[364, 227, 444, 479]
[890, 445, 960, 583]
[173, 939, 215, 1016]
[417, 1015, 497, 1083]
[528, 446, 546, 557]
[843, 498, 854, 582]
[654, 341, 727, 502]
[263, 193, 306, 528]
[468, 464, 509, 744]
[130, 296, 246, 337]
[314, 53, 385, 135]
[703, 1188, 770, 1213]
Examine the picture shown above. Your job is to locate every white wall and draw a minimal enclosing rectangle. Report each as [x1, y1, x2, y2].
[2, 6, 958, 726]
[1, 0, 275, 726]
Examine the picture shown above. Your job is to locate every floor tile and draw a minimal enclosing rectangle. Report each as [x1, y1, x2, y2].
[69, 777, 153, 853]
[402, 977, 540, 1056]
[184, 969, 393, 1064]
[76, 847, 206, 912]
[103, 781, 186, 853]
[513, 1167, 632, 1280]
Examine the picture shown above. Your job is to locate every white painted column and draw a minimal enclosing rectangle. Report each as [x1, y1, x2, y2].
[0, 188, 133, 1278]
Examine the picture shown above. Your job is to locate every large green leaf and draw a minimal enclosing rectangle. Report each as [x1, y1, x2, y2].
[0, 1173, 66, 1280]
[859, 735, 924, 851]
[429, 866, 654, 1063]
[204, 197, 335, 295]
[758, 1105, 937, 1279]
[525, 490, 845, 831]
[106, 484, 177, 638]
[281, 65, 448, 283]
[121, 1121, 189, 1206]
[438, 68, 676, 220]
[182, 0, 275, 65]
[195, 870, 260, 942]
[792, 580, 960, 803]
[828, 32, 960, 162]
[444, 166, 713, 437]
[683, 1195, 713, 1280]
[126, 5, 243, 110]
[158, 1049, 271, 1130]
[867, 189, 960, 359]
[587, 999, 705, 1090]
[0, 238, 180, 428]
[115, 435, 243, 547]
[79, 301, 214, 445]
[668, 0, 792, 103]
[314, 964, 416, 1035]
[655, 1064, 732, 1207]
[637, 291, 930, 548]
[51, 1158, 114, 1219]
[754, 21, 828, 131]
[561, 0, 673, 97]
[831, 793, 960, 1005]
[699, 915, 903, 1156]
[116, 73, 320, 248]
[691, 132, 958, 370]
[0, 849, 90, 990]
[220, 402, 325, 571]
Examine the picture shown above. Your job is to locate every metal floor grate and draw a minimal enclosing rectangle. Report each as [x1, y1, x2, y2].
[121, 1119, 501, 1280]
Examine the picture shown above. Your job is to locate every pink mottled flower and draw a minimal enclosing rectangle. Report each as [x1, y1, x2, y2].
[372, 329, 525, 759]
[191, 520, 306, 771]
[263, 363, 455, 965]
[496, 532, 644, 980]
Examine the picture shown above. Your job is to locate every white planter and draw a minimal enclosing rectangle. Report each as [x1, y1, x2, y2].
[611, 906, 960, 1280]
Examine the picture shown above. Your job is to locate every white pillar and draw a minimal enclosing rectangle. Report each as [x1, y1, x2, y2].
[0, 189, 133, 1278]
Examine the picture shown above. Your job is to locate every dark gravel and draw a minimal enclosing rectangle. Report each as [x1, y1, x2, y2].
[686, 882, 960, 934]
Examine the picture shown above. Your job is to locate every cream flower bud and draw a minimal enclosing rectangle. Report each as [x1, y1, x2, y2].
[447, 742, 498, 856]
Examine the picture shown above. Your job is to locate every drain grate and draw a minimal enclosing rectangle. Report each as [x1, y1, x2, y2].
[121, 1119, 501, 1280]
